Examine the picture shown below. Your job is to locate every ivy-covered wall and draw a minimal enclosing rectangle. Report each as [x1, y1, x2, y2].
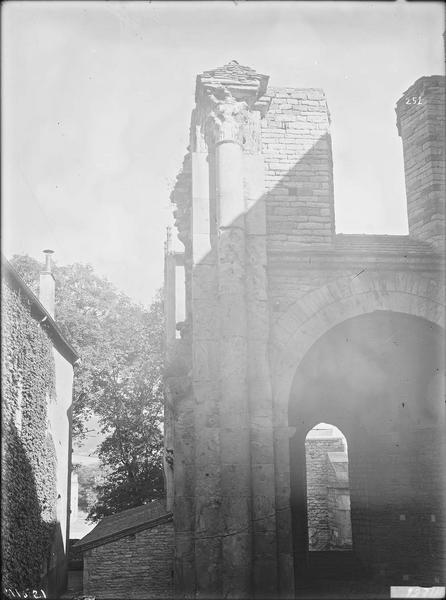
[1, 281, 58, 592]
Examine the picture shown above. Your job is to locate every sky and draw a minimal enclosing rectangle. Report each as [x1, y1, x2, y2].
[2, 0, 444, 306]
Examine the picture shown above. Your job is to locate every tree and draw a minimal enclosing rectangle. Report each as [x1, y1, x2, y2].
[9, 254, 165, 518]
[86, 289, 165, 520]
[74, 463, 104, 514]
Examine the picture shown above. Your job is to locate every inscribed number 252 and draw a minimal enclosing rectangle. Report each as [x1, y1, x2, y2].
[405, 96, 423, 105]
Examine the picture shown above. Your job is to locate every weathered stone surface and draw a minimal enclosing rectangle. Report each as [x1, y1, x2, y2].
[164, 63, 445, 599]
[396, 76, 445, 249]
[83, 522, 174, 599]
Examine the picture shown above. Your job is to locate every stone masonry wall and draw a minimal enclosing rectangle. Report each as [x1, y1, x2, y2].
[262, 87, 335, 250]
[396, 76, 445, 249]
[83, 521, 174, 599]
[305, 437, 344, 551]
[326, 456, 352, 549]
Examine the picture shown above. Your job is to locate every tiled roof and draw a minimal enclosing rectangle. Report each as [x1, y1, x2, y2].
[74, 500, 172, 551]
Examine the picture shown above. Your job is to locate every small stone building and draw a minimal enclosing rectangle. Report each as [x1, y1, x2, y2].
[75, 501, 173, 599]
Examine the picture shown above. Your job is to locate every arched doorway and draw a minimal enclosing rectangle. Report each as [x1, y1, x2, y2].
[289, 311, 445, 591]
[305, 423, 352, 552]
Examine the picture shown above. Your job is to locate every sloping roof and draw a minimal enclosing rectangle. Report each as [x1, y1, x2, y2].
[2, 255, 79, 365]
[74, 501, 172, 551]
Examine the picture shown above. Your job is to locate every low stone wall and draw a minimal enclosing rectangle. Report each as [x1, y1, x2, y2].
[83, 521, 174, 599]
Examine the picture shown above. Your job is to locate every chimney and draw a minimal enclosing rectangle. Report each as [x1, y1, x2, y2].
[395, 76, 445, 249]
[39, 249, 55, 318]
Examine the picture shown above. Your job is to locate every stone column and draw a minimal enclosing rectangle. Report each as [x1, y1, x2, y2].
[190, 145, 223, 596]
[215, 133, 252, 599]
[164, 230, 177, 350]
[168, 160, 196, 598]
[163, 237, 175, 515]
[245, 146, 279, 597]
[189, 61, 270, 598]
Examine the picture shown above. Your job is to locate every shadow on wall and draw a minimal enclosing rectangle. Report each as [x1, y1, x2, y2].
[2, 420, 65, 598]
[167, 85, 445, 595]
[167, 117, 337, 597]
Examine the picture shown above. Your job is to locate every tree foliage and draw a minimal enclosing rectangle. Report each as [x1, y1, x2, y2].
[10, 254, 165, 520]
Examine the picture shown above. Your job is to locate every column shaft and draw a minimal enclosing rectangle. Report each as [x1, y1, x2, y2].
[245, 153, 279, 598]
[216, 139, 252, 598]
[191, 151, 222, 595]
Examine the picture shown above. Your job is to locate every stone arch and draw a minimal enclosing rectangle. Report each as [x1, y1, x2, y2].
[272, 270, 445, 590]
[270, 269, 445, 414]
[284, 308, 445, 586]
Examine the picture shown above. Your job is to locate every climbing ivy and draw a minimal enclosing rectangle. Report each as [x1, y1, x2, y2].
[1, 281, 58, 591]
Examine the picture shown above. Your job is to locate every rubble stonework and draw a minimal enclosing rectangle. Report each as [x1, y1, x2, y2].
[164, 61, 445, 598]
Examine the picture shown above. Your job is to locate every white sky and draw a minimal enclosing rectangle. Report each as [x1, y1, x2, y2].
[2, 1, 444, 306]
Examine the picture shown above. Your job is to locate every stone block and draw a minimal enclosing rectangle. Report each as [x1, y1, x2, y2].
[221, 463, 251, 496]
[195, 427, 220, 466]
[220, 427, 250, 465]
[192, 340, 219, 382]
[194, 537, 222, 593]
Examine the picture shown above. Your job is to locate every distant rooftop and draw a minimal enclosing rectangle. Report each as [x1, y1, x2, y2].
[74, 500, 172, 551]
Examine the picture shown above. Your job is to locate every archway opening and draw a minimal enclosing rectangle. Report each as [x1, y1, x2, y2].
[289, 311, 445, 591]
[305, 423, 352, 552]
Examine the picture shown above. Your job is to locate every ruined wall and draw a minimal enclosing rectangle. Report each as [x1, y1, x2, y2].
[262, 87, 334, 250]
[396, 76, 445, 249]
[165, 62, 445, 598]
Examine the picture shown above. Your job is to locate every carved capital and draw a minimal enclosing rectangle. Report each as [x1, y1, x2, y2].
[206, 86, 249, 144]
[191, 61, 270, 152]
